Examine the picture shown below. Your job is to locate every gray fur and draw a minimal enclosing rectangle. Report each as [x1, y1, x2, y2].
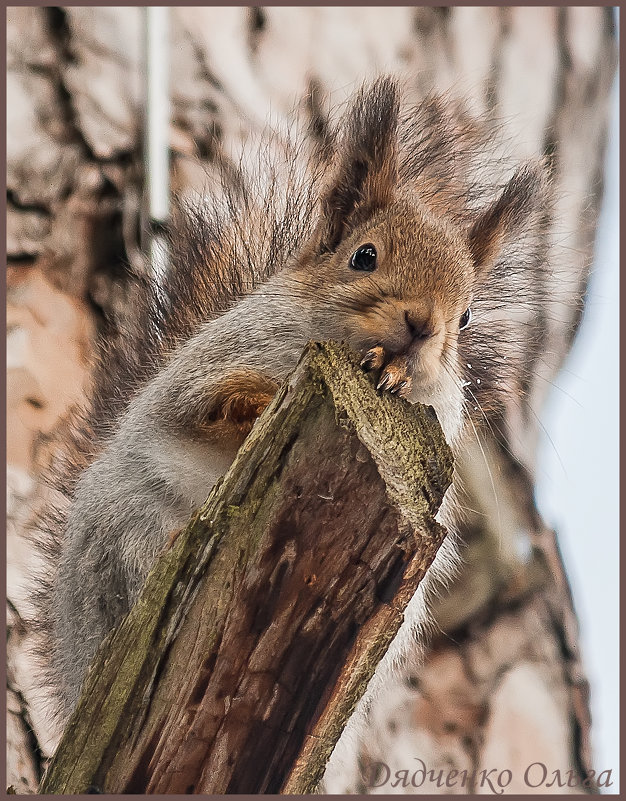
[41, 77, 551, 751]
[51, 282, 313, 716]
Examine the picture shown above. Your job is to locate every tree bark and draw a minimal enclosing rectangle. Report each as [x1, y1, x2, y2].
[39, 342, 452, 794]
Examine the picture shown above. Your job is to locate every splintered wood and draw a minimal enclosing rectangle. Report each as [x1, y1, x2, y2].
[40, 341, 453, 794]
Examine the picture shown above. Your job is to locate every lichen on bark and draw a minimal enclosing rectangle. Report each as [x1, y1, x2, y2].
[40, 341, 453, 794]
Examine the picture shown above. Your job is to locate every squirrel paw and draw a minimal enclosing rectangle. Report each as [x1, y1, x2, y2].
[361, 347, 412, 398]
[377, 360, 412, 397]
[202, 370, 279, 444]
[360, 345, 386, 371]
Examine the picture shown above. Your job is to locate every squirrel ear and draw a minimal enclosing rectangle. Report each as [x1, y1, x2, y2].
[468, 163, 549, 279]
[315, 77, 400, 254]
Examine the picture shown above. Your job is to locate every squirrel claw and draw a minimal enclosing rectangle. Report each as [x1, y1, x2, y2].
[394, 379, 412, 398]
[361, 345, 385, 371]
[377, 373, 392, 391]
[377, 364, 412, 397]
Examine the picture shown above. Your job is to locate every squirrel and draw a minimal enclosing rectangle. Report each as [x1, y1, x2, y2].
[34, 77, 550, 750]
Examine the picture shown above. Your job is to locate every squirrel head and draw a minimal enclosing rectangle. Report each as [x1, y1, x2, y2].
[294, 77, 549, 439]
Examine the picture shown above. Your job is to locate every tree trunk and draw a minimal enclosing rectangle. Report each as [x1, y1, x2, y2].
[7, 6, 616, 795]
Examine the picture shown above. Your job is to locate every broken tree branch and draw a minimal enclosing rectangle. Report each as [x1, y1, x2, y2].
[40, 341, 453, 794]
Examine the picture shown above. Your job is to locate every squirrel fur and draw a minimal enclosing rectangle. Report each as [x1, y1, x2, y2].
[34, 78, 551, 765]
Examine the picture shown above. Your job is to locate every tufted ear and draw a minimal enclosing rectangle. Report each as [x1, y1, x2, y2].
[315, 77, 400, 255]
[468, 162, 549, 279]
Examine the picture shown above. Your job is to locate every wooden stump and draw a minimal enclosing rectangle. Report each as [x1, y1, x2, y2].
[40, 342, 453, 794]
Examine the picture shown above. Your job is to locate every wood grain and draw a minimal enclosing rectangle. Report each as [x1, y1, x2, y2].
[39, 342, 452, 794]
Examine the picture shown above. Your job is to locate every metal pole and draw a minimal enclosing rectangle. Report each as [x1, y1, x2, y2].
[145, 6, 170, 280]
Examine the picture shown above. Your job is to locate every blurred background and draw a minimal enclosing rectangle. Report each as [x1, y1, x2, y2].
[536, 72, 619, 785]
[7, 7, 618, 794]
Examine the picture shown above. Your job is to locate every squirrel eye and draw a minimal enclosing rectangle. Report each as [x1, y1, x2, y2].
[459, 307, 472, 331]
[350, 244, 377, 272]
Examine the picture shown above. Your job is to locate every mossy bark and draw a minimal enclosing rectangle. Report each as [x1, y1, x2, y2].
[39, 342, 453, 794]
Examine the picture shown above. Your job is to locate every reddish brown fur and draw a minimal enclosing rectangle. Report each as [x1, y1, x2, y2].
[31, 78, 552, 726]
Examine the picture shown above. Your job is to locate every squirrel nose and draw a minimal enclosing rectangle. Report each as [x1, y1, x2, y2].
[404, 310, 433, 341]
